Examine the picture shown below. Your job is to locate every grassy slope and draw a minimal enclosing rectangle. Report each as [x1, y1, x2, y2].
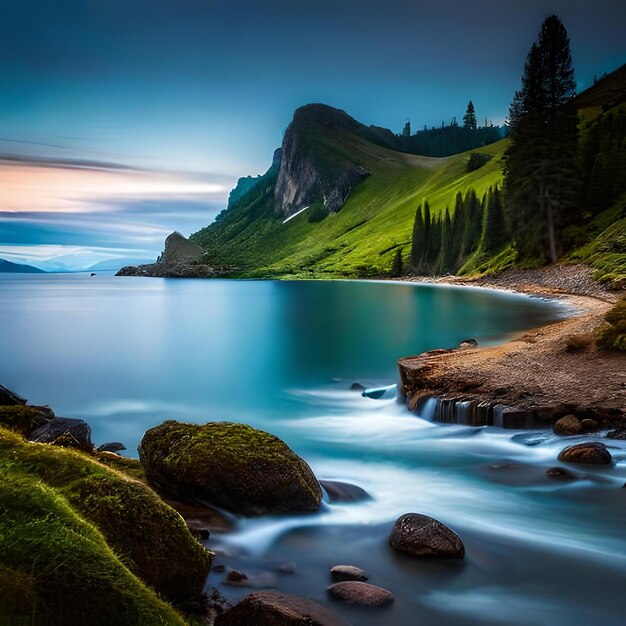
[193, 65, 625, 280]
[195, 133, 505, 277]
[0, 426, 208, 625]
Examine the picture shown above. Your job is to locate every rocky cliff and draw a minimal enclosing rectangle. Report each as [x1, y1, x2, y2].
[274, 104, 370, 219]
[117, 231, 224, 277]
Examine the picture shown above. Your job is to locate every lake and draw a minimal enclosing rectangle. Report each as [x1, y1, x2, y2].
[1, 274, 625, 625]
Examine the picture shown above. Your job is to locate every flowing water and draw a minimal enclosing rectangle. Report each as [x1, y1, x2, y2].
[1, 274, 625, 625]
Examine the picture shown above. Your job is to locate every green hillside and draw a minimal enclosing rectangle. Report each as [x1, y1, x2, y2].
[191, 64, 626, 283]
[192, 112, 505, 277]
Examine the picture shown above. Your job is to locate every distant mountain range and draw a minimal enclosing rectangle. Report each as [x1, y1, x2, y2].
[0, 258, 45, 274]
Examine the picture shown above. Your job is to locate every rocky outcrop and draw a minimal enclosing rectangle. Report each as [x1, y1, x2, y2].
[117, 231, 226, 278]
[217, 590, 350, 626]
[320, 480, 370, 503]
[274, 104, 370, 219]
[139, 421, 323, 516]
[389, 513, 465, 558]
[29, 417, 93, 452]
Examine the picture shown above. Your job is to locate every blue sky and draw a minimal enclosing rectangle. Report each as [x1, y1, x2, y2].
[0, 0, 624, 270]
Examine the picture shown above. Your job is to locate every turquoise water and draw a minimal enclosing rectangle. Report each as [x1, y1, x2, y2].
[1, 274, 625, 625]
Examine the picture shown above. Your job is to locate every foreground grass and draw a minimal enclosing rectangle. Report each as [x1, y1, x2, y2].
[0, 427, 211, 625]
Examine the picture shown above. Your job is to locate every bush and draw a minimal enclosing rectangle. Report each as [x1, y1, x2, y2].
[596, 297, 626, 350]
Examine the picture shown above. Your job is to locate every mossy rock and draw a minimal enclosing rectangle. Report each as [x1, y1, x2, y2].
[0, 426, 212, 622]
[0, 405, 51, 436]
[139, 421, 322, 516]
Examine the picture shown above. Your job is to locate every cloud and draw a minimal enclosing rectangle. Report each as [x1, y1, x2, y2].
[0, 157, 235, 270]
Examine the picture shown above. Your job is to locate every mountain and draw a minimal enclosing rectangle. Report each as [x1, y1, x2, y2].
[86, 257, 155, 272]
[190, 104, 504, 276]
[0, 258, 45, 274]
[186, 65, 625, 282]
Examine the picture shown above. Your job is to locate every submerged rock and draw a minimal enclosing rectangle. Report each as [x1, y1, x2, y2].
[606, 429, 626, 440]
[554, 415, 583, 436]
[217, 590, 349, 626]
[350, 382, 366, 391]
[139, 421, 322, 516]
[546, 467, 578, 479]
[327, 581, 394, 607]
[557, 442, 612, 465]
[320, 480, 370, 503]
[330, 564, 368, 582]
[389, 513, 465, 558]
[29, 417, 93, 452]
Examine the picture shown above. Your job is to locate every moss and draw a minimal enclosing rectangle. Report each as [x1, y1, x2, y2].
[0, 405, 49, 436]
[0, 426, 212, 623]
[139, 421, 322, 516]
[596, 297, 626, 350]
[95, 451, 146, 482]
[0, 470, 186, 626]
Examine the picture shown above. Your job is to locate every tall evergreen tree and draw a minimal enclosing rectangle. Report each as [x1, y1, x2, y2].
[410, 204, 425, 272]
[390, 249, 404, 277]
[504, 15, 579, 263]
[463, 101, 477, 130]
[481, 186, 509, 253]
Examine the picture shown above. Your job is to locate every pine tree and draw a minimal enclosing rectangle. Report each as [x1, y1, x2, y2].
[504, 15, 579, 263]
[390, 249, 404, 277]
[481, 186, 509, 253]
[463, 101, 477, 130]
[410, 204, 424, 272]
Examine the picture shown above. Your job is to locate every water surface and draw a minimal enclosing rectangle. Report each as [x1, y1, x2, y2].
[1, 274, 624, 626]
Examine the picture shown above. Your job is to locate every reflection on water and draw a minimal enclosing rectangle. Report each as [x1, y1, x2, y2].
[3, 274, 624, 625]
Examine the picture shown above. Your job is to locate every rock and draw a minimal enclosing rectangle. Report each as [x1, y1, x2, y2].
[90, 272, 96, 276]
[0, 384, 26, 406]
[350, 382, 366, 391]
[580, 418, 599, 433]
[326, 581, 394, 607]
[546, 467, 577, 479]
[320, 480, 370, 503]
[116, 232, 217, 278]
[275, 105, 370, 220]
[0, 405, 53, 436]
[554, 414, 583, 436]
[139, 421, 322, 516]
[330, 565, 368, 582]
[274, 561, 296, 574]
[458, 338, 478, 349]
[557, 442, 612, 465]
[164, 498, 235, 532]
[362, 384, 396, 400]
[29, 417, 93, 452]
[217, 590, 349, 626]
[606, 429, 626, 440]
[389, 513, 465, 558]
[97, 442, 127, 453]
[225, 569, 248, 584]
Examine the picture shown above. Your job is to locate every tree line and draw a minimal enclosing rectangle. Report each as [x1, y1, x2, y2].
[390, 185, 508, 277]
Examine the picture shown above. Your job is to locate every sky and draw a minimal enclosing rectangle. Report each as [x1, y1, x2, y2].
[0, 0, 624, 271]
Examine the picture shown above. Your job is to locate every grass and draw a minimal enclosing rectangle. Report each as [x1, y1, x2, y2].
[0, 426, 212, 625]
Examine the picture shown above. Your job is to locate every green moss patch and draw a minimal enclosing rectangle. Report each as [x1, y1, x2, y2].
[0, 427, 212, 623]
[139, 421, 322, 516]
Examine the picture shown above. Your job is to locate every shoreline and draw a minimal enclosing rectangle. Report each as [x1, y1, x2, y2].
[394, 265, 624, 428]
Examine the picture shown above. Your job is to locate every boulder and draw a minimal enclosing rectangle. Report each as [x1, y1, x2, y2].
[139, 421, 322, 516]
[321, 480, 370, 503]
[326, 581, 394, 607]
[553, 415, 583, 436]
[29, 417, 93, 452]
[350, 382, 366, 391]
[580, 419, 599, 433]
[458, 338, 478, 349]
[330, 564, 368, 582]
[389, 513, 465, 558]
[557, 442, 612, 465]
[217, 590, 349, 626]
